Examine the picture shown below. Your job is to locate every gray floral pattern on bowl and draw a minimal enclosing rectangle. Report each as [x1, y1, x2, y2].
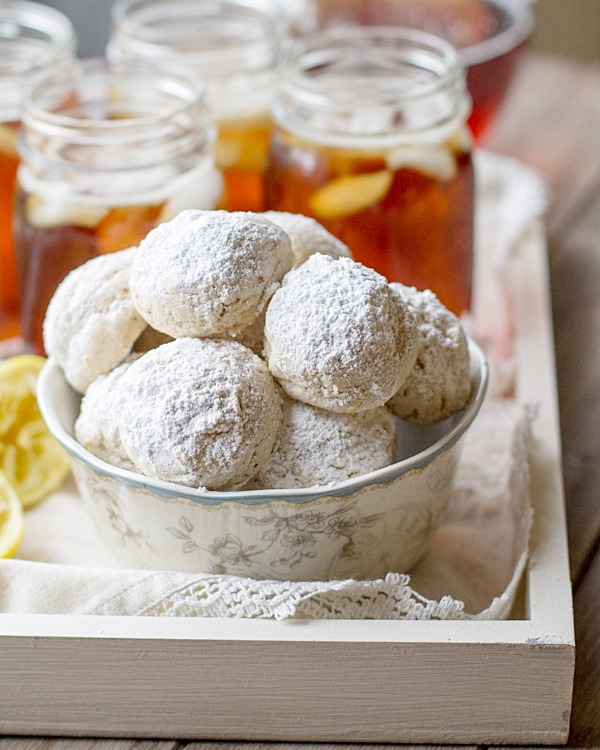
[39, 339, 487, 581]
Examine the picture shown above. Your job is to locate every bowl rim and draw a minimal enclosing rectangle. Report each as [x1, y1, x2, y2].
[459, 0, 535, 67]
[38, 337, 489, 506]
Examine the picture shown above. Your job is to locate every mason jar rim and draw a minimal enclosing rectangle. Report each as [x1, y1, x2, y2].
[109, 0, 286, 72]
[272, 26, 471, 147]
[280, 26, 464, 102]
[0, 0, 77, 119]
[19, 56, 210, 140]
[0, 0, 77, 59]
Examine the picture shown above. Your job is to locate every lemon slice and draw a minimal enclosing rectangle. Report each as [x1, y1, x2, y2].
[0, 470, 25, 558]
[0, 355, 70, 509]
[309, 170, 393, 220]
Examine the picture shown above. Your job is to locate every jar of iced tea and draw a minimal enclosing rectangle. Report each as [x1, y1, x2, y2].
[264, 27, 475, 316]
[0, 0, 76, 342]
[15, 57, 219, 354]
[107, 0, 286, 212]
[280, 0, 535, 142]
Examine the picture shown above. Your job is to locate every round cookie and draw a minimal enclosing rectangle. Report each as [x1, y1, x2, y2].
[129, 209, 293, 338]
[43, 248, 147, 394]
[264, 254, 418, 413]
[261, 210, 352, 267]
[74, 357, 139, 471]
[248, 395, 396, 489]
[117, 338, 282, 490]
[388, 284, 471, 424]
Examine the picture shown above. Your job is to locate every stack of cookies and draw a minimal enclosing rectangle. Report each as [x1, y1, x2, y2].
[44, 209, 471, 491]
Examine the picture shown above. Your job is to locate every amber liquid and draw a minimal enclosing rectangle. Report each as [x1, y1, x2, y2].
[264, 132, 474, 316]
[14, 192, 164, 354]
[0, 123, 21, 340]
[215, 115, 272, 212]
[466, 43, 526, 139]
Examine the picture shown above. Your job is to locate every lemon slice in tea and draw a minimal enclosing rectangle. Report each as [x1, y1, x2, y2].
[309, 170, 393, 220]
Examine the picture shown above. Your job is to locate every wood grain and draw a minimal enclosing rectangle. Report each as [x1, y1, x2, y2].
[486, 52, 600, 747]
[0, 742, 179, 750]
[570, 549, 600, 745]
[486, 54, 600, 235]
[487, 53, 600, 583]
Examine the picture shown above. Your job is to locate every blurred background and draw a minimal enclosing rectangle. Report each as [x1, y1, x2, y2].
[34, 0, 600, 61]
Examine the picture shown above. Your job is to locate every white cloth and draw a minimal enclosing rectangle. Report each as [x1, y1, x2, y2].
[0, 150, 548, 621]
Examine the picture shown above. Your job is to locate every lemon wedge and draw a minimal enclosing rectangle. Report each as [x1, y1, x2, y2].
[0, 469, 25, 558]
[309, 170, 393, 220]
[0, 355, 70, 509]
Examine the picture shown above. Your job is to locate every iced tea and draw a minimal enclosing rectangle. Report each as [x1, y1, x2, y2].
[15, 58, 218, 354]
[0, 123, 20, 340]
[265, 27, 475, 315]
[286, 0, 533, 141]
[265, 130, 474, 315]
[14, 193, 166, 354]
[0, 0, 76, 343]
[108, 0, 284, 211]
[215, 114, 272, 212]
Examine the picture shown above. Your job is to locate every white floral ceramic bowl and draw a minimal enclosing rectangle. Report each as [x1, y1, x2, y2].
[38, 340, 488, 581]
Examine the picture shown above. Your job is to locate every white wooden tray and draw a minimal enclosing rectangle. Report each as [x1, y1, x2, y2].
[0, 219, 574, 745]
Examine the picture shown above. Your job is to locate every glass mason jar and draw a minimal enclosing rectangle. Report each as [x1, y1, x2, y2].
[278, 0, 535, 142]
[264, 27, 475, 316]
[0, 0, 76, 342]
[107, 0, 286, 212]
[15, 57, 219, 354]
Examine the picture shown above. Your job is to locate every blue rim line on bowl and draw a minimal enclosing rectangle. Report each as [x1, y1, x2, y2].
[37, 337, 488, 507]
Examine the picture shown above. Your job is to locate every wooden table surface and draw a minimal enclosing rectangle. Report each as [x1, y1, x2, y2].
[1, 51, 599, 749]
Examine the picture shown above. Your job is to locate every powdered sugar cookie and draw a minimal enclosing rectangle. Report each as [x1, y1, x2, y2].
[74, 357, 139, 471]
[129, 209, 293, 338]
[248, 395, 396, 489]
[43, 248, 146, 394]
[264, 254, 418, 413]
[388, 284, 471, 424]
[261, 210, 352, 267]
[117, 338, 282, 490]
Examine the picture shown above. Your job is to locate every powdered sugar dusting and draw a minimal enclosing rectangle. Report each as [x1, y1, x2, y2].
[388, 284, 471, 424]
[264, 254, 418, 412]
[117, 338, 282, 490]
[129, 210, 293, 337]
[43, 247, 146, 394]
[74, 356, 139, 471]
[248, 395, 396, 489]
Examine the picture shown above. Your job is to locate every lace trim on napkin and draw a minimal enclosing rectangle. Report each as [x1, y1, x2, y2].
[139, 402, 534, 621]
